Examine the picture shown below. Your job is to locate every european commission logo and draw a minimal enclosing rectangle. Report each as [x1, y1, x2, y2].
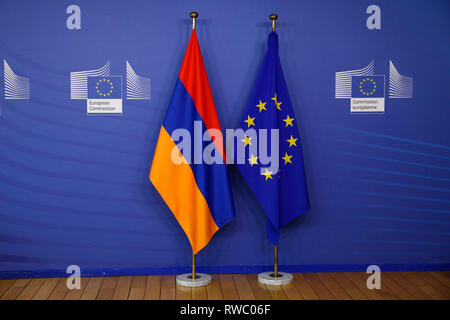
[70, 61, 150, 115]
[86, 76, 122, 114]
[335, 60, 413, 114]
[350, 75, 385, 113]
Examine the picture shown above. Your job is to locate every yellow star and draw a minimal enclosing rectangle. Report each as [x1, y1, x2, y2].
[283, 115, 294, 127]
[244, 115, 255, 128]
[241, 135, 252, 147]
[286, 135, 298, 147]
[256, 100, 267, 112]
[248, 154, 258, 166]
[271, 93, 282, 110]
[282, 152, 293, 164]
[262, 168, 273, 181]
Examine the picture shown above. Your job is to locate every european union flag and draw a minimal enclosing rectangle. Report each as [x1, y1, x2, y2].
[351, 75, 384, 98]
[236, 32, 310, 244]
[87, 76, 122, 99]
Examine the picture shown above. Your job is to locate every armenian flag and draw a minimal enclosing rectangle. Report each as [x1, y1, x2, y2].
[149, 29, 235, 254]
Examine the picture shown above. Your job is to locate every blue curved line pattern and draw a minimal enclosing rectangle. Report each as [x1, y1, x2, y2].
[0, 134, 146, 172]
[321, 162, 450, 183]
[0, 214, 168, 237]
[0, 233, 180, 253]
[0, 254, 55, 263]
[321, 124, 450, 151]
[0, 171, 155, 204]
[332, 176, 450, 193]
[0, 40, 67, 76]
[316, 249, 450, 259]
[337, 188, 450, 204]
[333, 201, 450, 215]
[324, 225, 450, 236]
[0, 118, 150, 157]
[0, 4, 448, 274]
[322, 148, 450, 172]
[31, 97, 161, 125]
[323, 136, 450, 161]
[7, 101, 151, 142]
[0, 192, 153, 219]
[354, 239, 450, 247]
[338, 213, 450, 225]
[0, 154, 140, 187]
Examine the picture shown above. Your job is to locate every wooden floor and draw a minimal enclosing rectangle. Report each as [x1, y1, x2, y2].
[0, 271, 449, 300]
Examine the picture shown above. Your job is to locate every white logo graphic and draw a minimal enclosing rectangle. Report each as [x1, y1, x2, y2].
[66, 264, 81, 290]
[70, 61, 150, 114]
[366, 5, 381, 30]
[70, 61, 111, 99]
[126, 61, 151, 100]
[336, 60, 413, 113]
[66, 5, 81, 30]
[4, 60, 30, 100]
[335, 60, 374, 98]
[366, 265, 381, 289]
[389, 60, 413, 98]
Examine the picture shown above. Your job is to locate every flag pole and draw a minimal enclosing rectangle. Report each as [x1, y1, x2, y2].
[259, 13, 294, 286]
[189, 10, 198, 283]
[270, 13, 278, 32]
[274, 244, 278, 277]
[176, 11, 211, 287]
[192, 251, 196, 280]
[190, 11, 198, 30]
[271, 13, 279, 280]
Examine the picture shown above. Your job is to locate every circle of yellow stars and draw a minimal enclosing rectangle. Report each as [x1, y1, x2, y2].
[96, 78, 114, 97]
[359, 78, 376, 96]
[241, 92, 298, 181]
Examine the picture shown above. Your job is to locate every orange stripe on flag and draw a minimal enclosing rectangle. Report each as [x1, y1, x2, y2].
[149, 126, 219, 254]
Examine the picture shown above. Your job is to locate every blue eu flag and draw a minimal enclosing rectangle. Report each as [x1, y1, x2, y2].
[351, 75, 385, 98]
[236, 32, 310, 244]
[87, 76, 122, 99]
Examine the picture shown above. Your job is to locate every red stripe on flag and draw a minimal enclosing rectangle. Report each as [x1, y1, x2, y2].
[178, 30, 226, 161]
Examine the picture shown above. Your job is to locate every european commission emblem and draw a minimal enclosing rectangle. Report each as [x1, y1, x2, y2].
[87, 76, 122, 114]
[350, 75, 385, 113]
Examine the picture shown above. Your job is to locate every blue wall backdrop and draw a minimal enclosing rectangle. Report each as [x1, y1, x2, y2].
[0, 0, 449, 278]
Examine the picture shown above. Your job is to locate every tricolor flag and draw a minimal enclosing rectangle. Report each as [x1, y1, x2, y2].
[236, 32, 310, 244]
[149, 29, 235, 254]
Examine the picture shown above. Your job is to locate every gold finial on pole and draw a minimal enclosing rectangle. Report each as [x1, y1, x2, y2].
[192, 251, 196, 279]
[190, 12, 199, 30]
[274, 244, 278, 277]
[269, 14, 278, 32]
